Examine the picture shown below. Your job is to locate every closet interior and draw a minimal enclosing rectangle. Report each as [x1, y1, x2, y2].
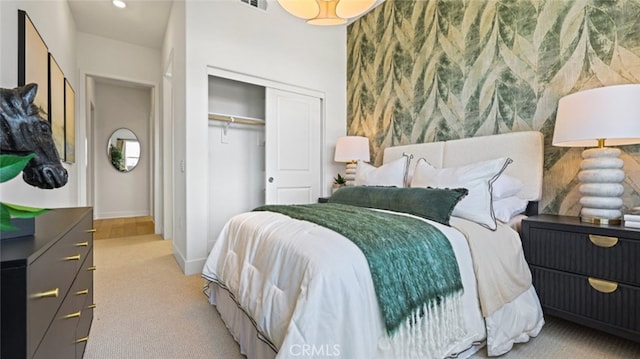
[208, 75, 266, 248]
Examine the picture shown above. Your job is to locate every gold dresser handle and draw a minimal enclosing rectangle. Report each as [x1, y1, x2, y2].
[87, 266, 96, 271]
[87, 304, 96, 309]
[75, 241, 89, 247]
[86, 228, 97, 233]
[31, 288, 59, 299]
[75, 336, 89, 343]
[62, 311, 81, 319]
[64, 254, 81, 261]
[75, 289, 89, 295]
[588, 277, 618, 293]
[589, 234, 618, 248]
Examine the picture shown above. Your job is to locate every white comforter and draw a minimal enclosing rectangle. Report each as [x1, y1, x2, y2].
[202, 210, 544, 358]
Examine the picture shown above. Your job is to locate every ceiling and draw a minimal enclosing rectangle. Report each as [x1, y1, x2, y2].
[68, 0, 173, 50]
[67, 0, 386, 50]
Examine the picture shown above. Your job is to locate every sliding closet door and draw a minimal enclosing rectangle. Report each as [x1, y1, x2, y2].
[265, 88, 321, 204]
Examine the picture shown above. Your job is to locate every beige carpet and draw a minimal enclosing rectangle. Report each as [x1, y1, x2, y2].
[85, 234, 640, 358]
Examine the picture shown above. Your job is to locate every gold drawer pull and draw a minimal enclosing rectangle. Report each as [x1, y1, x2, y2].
[76, 289, 89, 295]
[589, 234, 618, 248]
[588, 277, 618, 293]
[86, 228, 97, 233]
[88, 304, 96, 309]
[87, 266, 96, 271]
[64, 254, 81, 261]
[75, 336, 89, 343]
[75, 241, 89, 247]
[30, 288, 59, 299]
[63, 311, 81, 319]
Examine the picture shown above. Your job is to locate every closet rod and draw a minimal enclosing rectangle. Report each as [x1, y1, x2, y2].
[208, 113, 265, 126]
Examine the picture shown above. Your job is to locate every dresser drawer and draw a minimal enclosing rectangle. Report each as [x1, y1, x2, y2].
[525, 227, 640, 286]
[27, 238, 80, 357]
[532, 266, 640, 339]
[31, 281, 84, 359]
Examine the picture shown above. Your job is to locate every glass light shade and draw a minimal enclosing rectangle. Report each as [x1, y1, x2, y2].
[553, 84, 640, 147]
[334, 136, 370, 162]
[307, 0, 347, 25]
[278, 0, 376, 25]
[277, 0, 320, 19]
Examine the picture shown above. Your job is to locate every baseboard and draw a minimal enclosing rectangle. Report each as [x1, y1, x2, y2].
[96, 210, 150, 219]
[172, 242, 206, 275]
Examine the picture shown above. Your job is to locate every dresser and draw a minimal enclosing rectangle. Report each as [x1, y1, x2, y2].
[1, 207, 95, 359]
[521, 215, 640, 343]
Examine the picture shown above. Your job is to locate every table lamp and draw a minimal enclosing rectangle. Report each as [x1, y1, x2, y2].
[553, 84, 640, 224]
[334, 136, 370, 186]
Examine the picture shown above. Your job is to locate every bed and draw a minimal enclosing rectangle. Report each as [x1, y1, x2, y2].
[202, 131, 545, 359]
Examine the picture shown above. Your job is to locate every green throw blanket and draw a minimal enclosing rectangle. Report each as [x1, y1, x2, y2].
[254, 203, 463, 334]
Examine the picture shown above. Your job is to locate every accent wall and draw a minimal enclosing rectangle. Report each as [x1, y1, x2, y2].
[347, 0, 640, 215]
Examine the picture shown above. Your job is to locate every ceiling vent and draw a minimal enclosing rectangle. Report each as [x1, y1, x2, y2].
[241, 0, 267, 11]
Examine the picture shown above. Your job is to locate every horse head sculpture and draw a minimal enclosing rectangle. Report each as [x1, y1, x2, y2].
[0, 84, 68, 189]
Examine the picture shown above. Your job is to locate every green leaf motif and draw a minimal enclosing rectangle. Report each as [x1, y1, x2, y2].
[0, 153, 35, 183]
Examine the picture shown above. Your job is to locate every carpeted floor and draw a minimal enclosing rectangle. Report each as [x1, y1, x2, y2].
[84, 234, 640, 359]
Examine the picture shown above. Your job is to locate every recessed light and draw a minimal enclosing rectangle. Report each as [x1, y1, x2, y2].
[112, 0, 127, 9]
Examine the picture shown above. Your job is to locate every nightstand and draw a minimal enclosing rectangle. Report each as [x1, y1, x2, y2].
[521, 215, 640, 343]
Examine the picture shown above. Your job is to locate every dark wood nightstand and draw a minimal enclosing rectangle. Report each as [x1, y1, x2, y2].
[521, 215, 640, 343]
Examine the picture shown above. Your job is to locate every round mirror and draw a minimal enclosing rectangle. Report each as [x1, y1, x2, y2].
[107, 128, 140, 172]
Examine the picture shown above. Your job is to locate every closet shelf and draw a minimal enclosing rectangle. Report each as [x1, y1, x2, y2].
[208, 113, 265, 126]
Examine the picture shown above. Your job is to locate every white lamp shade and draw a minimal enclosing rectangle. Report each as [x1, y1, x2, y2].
[334, 136, 370, 162]
[553, 84, 640, 147]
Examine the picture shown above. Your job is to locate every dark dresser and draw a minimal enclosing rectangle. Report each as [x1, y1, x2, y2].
[1, 207, 95, 359]
[521, 214, 640, 343]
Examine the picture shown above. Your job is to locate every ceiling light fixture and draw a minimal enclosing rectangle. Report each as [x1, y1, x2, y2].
[112, 0, 127, 9]
[277, 0, 376, 26]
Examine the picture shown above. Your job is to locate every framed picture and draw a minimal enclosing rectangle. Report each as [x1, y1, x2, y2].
[49, 54, 65, 160]
[18, 10, 49, 120]
[64, 79, 75, 163]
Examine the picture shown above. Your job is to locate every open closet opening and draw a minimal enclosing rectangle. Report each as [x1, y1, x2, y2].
[208, 76, 266, 248]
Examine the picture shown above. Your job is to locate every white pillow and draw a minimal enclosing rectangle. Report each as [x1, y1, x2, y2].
[410, 157, 513, 230]
[355, 157, 408, 187]
[494, 196, 529, 223]
[492, 174, 524, 200]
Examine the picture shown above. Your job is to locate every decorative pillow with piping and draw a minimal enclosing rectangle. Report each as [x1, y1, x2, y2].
[328, 186, 468, 225]
[494, 196, 528, 223]
[355, 156, 409, 187]
[410, 157, 513, 230]
[492, 174, 524, 200]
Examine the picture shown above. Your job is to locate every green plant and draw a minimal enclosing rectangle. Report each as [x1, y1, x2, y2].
[109, 144, 125, 171]
[333, 173, 347, 186]
[0, 153, 48, 231]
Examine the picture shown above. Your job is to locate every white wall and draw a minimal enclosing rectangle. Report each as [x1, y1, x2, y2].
[0, 1, 78, 208]
[170, 0, 347, 274]
[94, 82, 151, 219]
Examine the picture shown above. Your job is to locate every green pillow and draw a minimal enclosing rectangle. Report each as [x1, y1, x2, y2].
[328, 186, 468, 225]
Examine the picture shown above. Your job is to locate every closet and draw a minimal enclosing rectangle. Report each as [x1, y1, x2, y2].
[208, 74, 322, 248]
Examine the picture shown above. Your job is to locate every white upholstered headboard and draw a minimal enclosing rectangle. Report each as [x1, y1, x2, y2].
[382, 131, 544, 203]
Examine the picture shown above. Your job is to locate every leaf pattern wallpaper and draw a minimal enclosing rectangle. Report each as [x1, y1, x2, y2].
[347, 0, 640, 215]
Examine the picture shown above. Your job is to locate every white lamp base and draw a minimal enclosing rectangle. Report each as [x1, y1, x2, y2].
[344, 162, 357, 186]
[578, 147, 625, 225]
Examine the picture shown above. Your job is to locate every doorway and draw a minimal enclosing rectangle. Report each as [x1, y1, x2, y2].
[88, 76, 154, 221]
